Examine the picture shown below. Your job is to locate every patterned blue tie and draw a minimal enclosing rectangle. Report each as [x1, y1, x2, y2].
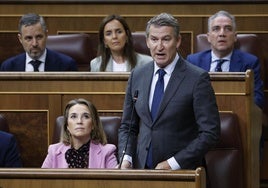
[146, 69, 166, 169]
[151, 69, 166, 120]
[215, 59, 227, 72]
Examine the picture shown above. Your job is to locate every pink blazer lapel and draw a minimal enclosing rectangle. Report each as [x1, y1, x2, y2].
[55, 144, 70, 168]
[88, 142, 103, 168]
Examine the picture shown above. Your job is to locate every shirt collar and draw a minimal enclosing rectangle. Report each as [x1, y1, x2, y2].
[26, 48, 47, 64]
[211, 51, 232, 62]
[153, 53, 179, 76]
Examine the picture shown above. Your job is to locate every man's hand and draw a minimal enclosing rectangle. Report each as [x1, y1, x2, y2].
[118, 160, 132, 169]
[155, 160, 171, 170]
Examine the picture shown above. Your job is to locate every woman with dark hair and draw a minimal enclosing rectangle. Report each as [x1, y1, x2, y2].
[90, 14, 152, 72]
[42, 98, 118, 168]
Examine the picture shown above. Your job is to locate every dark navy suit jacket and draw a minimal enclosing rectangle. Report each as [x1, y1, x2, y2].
[118, 57, 220, 169]
[187, 49, 264, 109]
[0, 131, 22, 167]
[0, 49, 77, 71]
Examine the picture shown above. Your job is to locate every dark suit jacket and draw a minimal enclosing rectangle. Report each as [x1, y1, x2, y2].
[118, 56, 221, 169]
[0, 49, 77, 71]
[0, 131, 22, 167]
[186, 49, 264, 109]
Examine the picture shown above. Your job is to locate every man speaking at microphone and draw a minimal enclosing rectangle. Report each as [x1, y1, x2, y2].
[118, 13, 220, 170]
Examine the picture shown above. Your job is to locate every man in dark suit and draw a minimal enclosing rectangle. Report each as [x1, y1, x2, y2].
[0, 13, 77, 71]
[0, 131, 22, 167]
[118, 13, 220, 170]
[186, 10, 264, 109]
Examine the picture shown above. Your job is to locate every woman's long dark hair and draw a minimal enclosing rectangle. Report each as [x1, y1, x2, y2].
[97, 14, 137, 71]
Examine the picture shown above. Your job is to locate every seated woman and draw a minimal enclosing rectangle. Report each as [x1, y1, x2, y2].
[90, 14, 152, 72]
[42, 98, 118, 168]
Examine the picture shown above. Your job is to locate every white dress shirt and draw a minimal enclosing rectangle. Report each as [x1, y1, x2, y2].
[25, 49, 47, 72]
[210, 51, 232, 72]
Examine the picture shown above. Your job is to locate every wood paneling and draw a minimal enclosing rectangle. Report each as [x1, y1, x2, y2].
[2, 111, 48, 167]
[0, 167, 206, 188]
[0, 32, 23, 65]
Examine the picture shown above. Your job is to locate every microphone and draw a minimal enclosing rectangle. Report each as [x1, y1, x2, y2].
[118, 90, 139, 169]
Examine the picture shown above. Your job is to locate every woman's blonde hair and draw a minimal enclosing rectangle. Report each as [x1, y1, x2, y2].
[61, 98, 107, 145]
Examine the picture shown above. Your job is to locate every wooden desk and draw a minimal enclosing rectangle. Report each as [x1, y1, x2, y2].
[0, 168, 206, 188]
[0, 71, 261, 188]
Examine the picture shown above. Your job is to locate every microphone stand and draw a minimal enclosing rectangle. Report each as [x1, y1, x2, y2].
[118, 91, 138, 169]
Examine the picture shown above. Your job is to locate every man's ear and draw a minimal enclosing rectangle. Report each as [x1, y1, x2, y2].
[234, 32, 238, 42]
[176, 34, 182, 49]
[207, 32, 211, 44]
[18, 33, 23, 44]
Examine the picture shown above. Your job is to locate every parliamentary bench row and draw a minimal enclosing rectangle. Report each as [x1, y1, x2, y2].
[0, 111, 243, 188]
[0, 71, 261, 188]
[1, 32, 267, 77]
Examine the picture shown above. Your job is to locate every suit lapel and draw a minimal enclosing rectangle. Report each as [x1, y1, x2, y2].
[20, 54, 27, 71]
[201, 52, 212, 71]
[55, 144, 70, 168]
[105, 57, 113, 71]
[229, 50, 243, 71]
[89, 142, 101, 168]
[197, 50, 214, 71]
[136, 63, 155, 125]
[153, 58, 186, 123]
[144, 64, 155, 123]
[44, 49, 55, 71]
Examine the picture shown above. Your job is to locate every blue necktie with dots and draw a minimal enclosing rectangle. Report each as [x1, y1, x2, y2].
[215, 59, 227, 72]
[151, 69, 166, 120]
[146, 68, 166, 169]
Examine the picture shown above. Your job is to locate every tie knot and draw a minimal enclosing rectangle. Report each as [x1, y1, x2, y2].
[30, 60, 41, 72]
[215, 59, 227, 72]
[157, 69, 166, 79]
[217, 59, 227, 63]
